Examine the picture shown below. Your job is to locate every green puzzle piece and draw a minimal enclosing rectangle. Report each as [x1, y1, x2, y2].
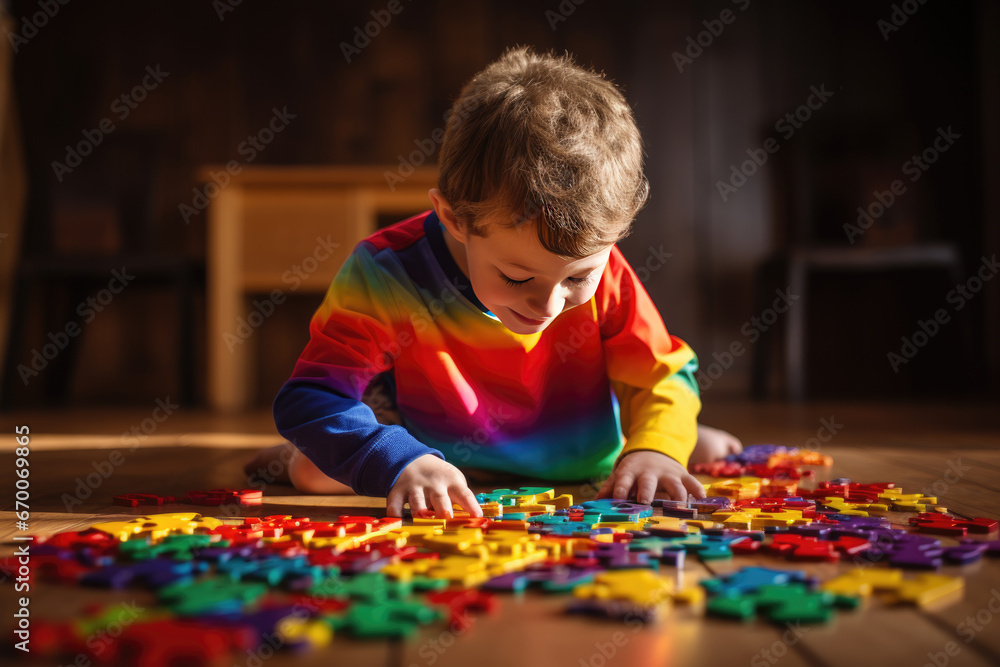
[119, 533, 221, 561]
[309, 572, 413, 602]
[706, 583, 843, 624]
[707, 594, 758, 620]
[755, 584, 834, 624]
[409, 576, 450, 593]
[159, 576, 267, 616]
[326, 598, 443, 638]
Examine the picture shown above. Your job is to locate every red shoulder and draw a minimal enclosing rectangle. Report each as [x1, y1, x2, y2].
[363, 210, 432, 252]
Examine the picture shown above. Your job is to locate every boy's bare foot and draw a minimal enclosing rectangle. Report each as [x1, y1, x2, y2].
[243, 442, 353, 494]
[244, 443, 295, 484]
[688, 425, 743, 466]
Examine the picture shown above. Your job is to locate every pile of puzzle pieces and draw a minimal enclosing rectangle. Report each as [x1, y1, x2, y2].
[692, 443, 833, 479]
[4, 445, 998, 667]
[113, 489, 263, 507]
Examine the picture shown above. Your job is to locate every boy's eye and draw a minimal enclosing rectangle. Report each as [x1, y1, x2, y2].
[501, 273, 532, 287]
[567, 273, 596, 286]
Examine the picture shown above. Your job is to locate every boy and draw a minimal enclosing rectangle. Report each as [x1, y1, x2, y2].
[253, 47, 740, 518]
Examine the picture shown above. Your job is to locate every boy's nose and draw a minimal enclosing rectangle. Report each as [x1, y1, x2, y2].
[527, 291, 565, 319]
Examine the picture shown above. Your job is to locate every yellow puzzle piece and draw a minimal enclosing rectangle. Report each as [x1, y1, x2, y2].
[90, 513, 222, 542]
[573, 570, 677, 607]
[893, 574, 964, 607]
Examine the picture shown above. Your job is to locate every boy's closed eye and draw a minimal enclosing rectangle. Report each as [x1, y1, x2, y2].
[498, 271, 597, 288]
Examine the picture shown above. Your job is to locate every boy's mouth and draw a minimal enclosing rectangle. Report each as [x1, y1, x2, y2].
[509, 308, 547, 327]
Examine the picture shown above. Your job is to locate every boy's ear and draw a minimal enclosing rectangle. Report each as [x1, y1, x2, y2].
[428, 188, 468, 243]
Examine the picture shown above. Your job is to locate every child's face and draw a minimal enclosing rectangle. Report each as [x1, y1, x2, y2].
[459, 216, 613, 335]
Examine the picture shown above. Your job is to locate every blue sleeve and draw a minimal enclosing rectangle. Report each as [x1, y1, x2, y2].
[273, 381, 445, 497]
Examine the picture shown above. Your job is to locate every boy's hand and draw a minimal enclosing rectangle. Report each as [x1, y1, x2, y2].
[386, 454, 483, 519]
[596, 451, 706, 504]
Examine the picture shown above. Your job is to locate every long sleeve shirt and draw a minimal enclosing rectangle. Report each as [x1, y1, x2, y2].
[273, 210, 701, 497]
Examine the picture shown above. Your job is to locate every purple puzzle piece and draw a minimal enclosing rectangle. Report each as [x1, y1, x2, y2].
[80, 558, 200, 589]
[726, 444, 792, 465]
[202, 605, 315, 651]
[690, 497, 732, 513]
[195, 544, 258, 564]
[960, 538, 1000, 556]
[888, 534, 945, 569]
[567, 599, 660, 622]
[817, 514, 891, 531]
[578, 542, 655, 569]
[789, 524, 833, 538]
[943, 544, 988, 564]
[483, 565, 599, 593]
[889, 548, 944, 569]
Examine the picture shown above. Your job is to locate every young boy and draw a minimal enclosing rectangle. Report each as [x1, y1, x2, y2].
[253, 47, 740, 518]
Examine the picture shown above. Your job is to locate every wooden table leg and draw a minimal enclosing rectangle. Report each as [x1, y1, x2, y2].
[208, 187, 253, 412]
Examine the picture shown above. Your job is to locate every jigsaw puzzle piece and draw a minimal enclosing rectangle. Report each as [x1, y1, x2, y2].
[158, 576, 267, 616]
[892, 573, 964, 607]
[701, 566, 811, 597]
[116, 619, 257, 667]
[91, 513, 222, 542]
[326, 598, 442, 638]
[425, 589, 498, 629]
[573, 569, 675, 607]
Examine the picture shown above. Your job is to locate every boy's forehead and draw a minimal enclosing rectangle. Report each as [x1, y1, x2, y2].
[483, 218, 612, 273]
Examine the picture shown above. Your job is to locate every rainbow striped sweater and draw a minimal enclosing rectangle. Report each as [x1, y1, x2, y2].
[273, 211, 701, 496]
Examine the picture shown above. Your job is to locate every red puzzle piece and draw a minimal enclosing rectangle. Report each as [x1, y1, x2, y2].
[117, 619, 257, 667]
[766, 534, 840, 562]
[425, 589, 498, 630]
[910, 513, 999, 537]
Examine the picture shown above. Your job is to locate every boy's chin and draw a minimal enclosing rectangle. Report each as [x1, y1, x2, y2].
[498, 310, 552, 335]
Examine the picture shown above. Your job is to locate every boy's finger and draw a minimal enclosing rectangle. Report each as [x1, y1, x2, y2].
[385, 488, 404, 518]
[662, 476, 687, 502]
[428, 490, 454, 518]
[635, 473, 658, 505]
[683, 474, 708, 499]
[454, 487, 483, 517]
[595, 474, 615, 499]
[613, 472, 635, 501]
[408, 488, 428, 515]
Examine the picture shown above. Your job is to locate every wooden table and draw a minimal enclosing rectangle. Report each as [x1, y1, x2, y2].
[202, 166, 438, 412]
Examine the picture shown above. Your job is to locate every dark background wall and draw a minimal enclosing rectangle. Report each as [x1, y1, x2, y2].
[4, 0, 998, 407]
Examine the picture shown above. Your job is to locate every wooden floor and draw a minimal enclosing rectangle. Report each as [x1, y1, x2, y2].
[1, 399, 999, 666]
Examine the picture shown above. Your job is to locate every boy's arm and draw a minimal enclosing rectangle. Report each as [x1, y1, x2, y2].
[597, 246, 702, 467]
[272, 245, 444, 497]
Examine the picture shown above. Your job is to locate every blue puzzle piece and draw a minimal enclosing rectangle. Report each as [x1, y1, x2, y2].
[579, 499, 654, 520]
[527, 514, 572, 525]
[701, 566, 813, 597]
[216, 555, 334, 590]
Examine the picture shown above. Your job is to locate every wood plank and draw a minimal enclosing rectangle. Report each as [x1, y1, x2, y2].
[1, 401, 998, 666]
[819, 447, 1000, 519]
